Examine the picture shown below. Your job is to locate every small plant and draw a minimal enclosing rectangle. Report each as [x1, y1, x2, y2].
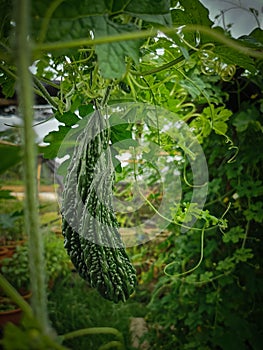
[0, 213, 24, 243]
[44, 233, 72, 284]
[1, 244, 30, 294]
[1, 233, 72, 296]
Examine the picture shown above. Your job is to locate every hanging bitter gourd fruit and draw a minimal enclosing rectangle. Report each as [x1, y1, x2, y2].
[61, 109, 137, 303]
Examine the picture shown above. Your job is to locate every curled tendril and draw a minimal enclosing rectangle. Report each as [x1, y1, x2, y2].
[173, 88, 188, 102]
[225, 139, 239, 164]
[198, 44, 236, 81]
[163, 226, 205, 278]
[219, 64, 236, 81]
[162, 201, 231, 281]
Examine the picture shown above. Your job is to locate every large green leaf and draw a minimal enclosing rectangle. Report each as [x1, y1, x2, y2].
[110, 0, 171, 26]
[32, 1, 102, 42]
[214, 45, 257, 74]
[171, 0, 212, 44]
[93, 17, 141, 78]
[233, 105, 261, 132]
[54, 111, 80, 127]
[178, 0, 212, 27]
[32, 0, 171, 41]
[31, 0, 171, 79]
[124, 0, 172, 26]
[240, 28, 263, 48]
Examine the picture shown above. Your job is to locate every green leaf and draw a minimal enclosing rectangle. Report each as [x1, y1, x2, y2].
[110, 123, 133, 144]
[31, 0, 172, 79]
[55, 111, 80, 126]
[222, 227, 245, 244]
[233, 106, 261, 132]
[216, 256, 235, 272]
[0, 69, 16, 98]
[31, 1, 107, 42]
[203, 105, 232, 135]
[240, 28, 263, 48]
[42, 125, 70, 159]
[236, 180, 263, 198]
[180, 75, 207, 99]
[114, 139, 138, 149]
[78, 104, 94, 118]
[213, 108, 232, 135]
[244, 202, 263, 223]
[124, 0, 172, 26]
[214, 45, 257, 74]
[234, 248, 253, 263]
[171, 0, 212, 44]
[173, 0, 212, 27]
[250, 28, 263, 46]
[110, 147, 122, 173]
[94, 17, 142, 79]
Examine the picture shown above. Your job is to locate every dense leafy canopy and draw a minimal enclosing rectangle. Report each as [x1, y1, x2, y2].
[0, 0, 263, 348]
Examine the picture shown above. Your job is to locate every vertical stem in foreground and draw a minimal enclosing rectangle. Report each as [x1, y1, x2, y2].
[15, 0, 49, 333]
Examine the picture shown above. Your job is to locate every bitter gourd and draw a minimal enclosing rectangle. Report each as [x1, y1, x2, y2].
[61, 109, 137, 303]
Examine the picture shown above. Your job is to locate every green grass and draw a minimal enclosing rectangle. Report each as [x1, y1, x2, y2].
[48, 274, 147, 350]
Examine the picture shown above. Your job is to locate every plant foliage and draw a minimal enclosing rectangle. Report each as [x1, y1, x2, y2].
[0, 0, 263, 349]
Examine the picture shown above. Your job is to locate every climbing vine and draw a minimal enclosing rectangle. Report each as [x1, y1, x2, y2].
[0, 0, 263, 349]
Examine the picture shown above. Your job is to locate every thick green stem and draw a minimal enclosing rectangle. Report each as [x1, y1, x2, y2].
[34, 25, 263, 59]
[15, 0, 49, 333]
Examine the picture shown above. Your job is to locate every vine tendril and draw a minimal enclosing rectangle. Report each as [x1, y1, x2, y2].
[163, 225, 205, 278]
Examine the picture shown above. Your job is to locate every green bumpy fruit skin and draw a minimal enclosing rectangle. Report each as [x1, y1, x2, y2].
[61, 110, 137, 303]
